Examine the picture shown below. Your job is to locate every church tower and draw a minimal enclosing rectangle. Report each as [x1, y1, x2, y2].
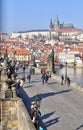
[49, 18, 53, 39]
[54, 15, 60, 30]
[49, 18, 53, 31]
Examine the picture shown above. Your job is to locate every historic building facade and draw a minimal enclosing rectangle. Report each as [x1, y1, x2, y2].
[49, 16, 74, 31]
[49, 16, 83, 39]
[10, 17, 83, 39]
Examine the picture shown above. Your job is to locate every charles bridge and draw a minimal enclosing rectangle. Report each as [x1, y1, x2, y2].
[0, 53, 83, 130]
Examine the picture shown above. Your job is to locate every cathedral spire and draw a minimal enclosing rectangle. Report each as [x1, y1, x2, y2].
[49, 18, 53, 30]
[56, 15, 59, 21]
[54, 15, 60, 30]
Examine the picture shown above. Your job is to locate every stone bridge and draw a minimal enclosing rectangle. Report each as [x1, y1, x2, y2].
[0, 66, 83, 130]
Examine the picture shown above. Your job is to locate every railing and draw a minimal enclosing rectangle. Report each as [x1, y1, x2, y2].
[35, 67, 83, 92]
[17, 98, 36, 130]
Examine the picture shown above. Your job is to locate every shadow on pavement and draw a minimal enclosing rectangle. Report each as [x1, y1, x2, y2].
[17, 87, 72, 130]
[29, 89, 72, 102]
[48, 81, 58, 85]
[41, 111, 56, 120]
[75, 124, 83, 130]
[24, 85, 34, 88]
[17, 88, 47, 130]
[45, 117, 60, 128]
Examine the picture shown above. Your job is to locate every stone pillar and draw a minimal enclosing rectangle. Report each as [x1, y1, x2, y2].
[1, 99, 19, 130]
[5, 89, 13, 98]
[47, 49, 55, 73]
[12, 87, 17, 98]
[1, 69, 9, 99]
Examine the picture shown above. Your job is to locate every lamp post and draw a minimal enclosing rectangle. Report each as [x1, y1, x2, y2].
[65, 62, 67, 78]
[51, 49, 55, 73]
[31, 51, 36, 67]
[35, 94, 42, 130]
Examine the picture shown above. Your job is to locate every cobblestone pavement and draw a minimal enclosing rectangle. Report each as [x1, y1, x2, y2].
[17, 68, 83, 130]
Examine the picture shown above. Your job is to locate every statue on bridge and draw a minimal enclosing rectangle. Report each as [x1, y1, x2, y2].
[0, 51, 17, 98]
[47, 49, 55, 73]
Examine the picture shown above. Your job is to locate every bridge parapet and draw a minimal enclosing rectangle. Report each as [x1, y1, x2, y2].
[0, 98, 36, 130]
[35, 67, 83, 92]
[17, 98, 36, 130]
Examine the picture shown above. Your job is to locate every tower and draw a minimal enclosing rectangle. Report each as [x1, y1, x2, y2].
[49, 18, 53, 30]
[49, 18, 53, 39]
[54, 15, 60, 30]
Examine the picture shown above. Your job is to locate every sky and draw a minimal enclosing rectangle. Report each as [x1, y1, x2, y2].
[0, 0, 83, 34]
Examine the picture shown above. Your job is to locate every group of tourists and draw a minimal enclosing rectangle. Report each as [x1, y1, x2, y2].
[30, 101, 44, 130]
[61, 75, 70, 86]
[41, 69, 51, 85]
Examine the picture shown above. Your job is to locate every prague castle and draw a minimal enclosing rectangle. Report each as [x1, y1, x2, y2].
[11, 17, 83, 39]
[49, 16, 74, 31]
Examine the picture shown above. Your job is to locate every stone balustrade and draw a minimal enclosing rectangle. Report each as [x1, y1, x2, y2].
[0, 98, 36, 130]
[17, 98, 36, 130]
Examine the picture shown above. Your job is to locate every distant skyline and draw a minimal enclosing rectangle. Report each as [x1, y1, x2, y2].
[0, 0, 83, 34]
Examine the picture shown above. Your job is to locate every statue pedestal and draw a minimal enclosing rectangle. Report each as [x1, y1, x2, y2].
[5, 89, 13, 98]
[12, 87, 17, 98]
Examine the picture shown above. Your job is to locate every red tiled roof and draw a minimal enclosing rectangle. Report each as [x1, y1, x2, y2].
[1, 47, 31, 55]
[41, 55, 48, 62]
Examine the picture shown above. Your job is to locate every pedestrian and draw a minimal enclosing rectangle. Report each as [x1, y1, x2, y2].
[32, 67, 35, 75]
[29, 66, 32, 74]
[67, 77, 70, 86]
[30, 101, 41, 119]
[45, 73, 49, 84]
[30, 102, 36, 119]
[32, 109, 38, 129]
[27, 74, 31, 83]
[23, 66, 25, 73]
[41, 73, 45, 84]
[64, 76, 67, 85]
[61, 75, 64, 85]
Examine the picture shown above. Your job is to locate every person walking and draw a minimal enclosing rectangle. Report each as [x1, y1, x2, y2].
[22, 66, 26, 73]
[45, 73, 49, 84]
[41, 73, 45, 84]
[61, 75, 64, 85]
[32, 67, 35, 75]
[27, 74, 31, 83]
[67, 77, 70, 86]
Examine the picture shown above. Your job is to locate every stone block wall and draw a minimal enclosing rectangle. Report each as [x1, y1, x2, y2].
[0, 98, 36, 130]
[1, 98, 19, 130]
[17, 99, 36, 130]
